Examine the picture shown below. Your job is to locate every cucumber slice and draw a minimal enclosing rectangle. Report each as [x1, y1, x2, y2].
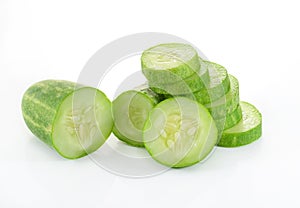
[148, 59, 210, 95]
[141, 43, 200, 82]
[215, 104, 243, 131]
[218, 101, 262, 147]
[22, 80, 113, 159]
[112, 87, 160, 147]
[193, 61, 230, 104]
[205, 75, 240, 119]
[143, 97, 218, 168]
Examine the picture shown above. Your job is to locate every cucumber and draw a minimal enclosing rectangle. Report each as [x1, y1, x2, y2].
[148, 59, 210, 95]
[215, 104, 243, 131]
[193, 61, 230, 104]
[143, 97, 218, 168]
[22, 80, 113, 159]
[112, 86, 160, 147]
[205, 75, 240, 119]
[218, 101, 262, 147]
[141, 43, 200, 82]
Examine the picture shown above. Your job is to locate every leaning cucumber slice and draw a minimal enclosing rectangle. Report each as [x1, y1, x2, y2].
[22, 80, 113, 159]
[215, 104, 243, 131]
[205, 75, 240, 119]
[142, 43, 200, 82]
[193, 61, 230, 104]
[112, 86, 160, 147]
[218, 101, 262, 147]
[148, 59, 210, 95]
[143, 97, 218, 168]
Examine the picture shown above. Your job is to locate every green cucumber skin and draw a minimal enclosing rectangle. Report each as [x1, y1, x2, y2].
[217, 102, 262, 147]
[193, 61, 230, 104]
[215, 104, 243, 131]
[22, 80, 80, 146]
[112, 88, 160, 147]
[218, 123, 262, 147]
[205, 75, 240, 119]
[141, 43, 201, 81]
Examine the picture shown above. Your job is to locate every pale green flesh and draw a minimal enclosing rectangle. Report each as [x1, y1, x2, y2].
[142, 43, 200, 81]
[218, 101, 262, 147]
[144, 97, 218, 168]
[113, 90, 156, 147]
[142, 43, 198, 70]
[215, 104, 243, 131]
[225, 102, 261, 133]
[52, 88, 113, 159]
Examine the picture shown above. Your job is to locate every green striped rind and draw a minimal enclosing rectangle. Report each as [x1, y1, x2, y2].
[205, 75, 240, 119]
[218, 101, 262, 147]
[148, 59, 210, 95]
[22, 80, 80, 146]
[193, 61, 230, 104]
[141, 43, 200, 82]
[112, 88, 160, 147]
[215, 104, 243, 131]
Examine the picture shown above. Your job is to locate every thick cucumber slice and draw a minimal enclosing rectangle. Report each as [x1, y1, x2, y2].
[218, 101, 262, 147]
[22, 80, 113, 159]
[205, 75, 240, 119]
[148, 59, 210, 95]
[215, 104, 243, 131]
[112, 87, 160, 147]
[141, 43, 200, 82]
[193, 61, 230, 104]
[143, 97, 218, 168]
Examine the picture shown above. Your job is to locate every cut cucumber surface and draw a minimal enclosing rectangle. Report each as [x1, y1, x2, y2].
[22, 80, 113, 159]
[205, 75, 240, 119]
[142, 43, 200, 82]
[218, 101, 262, 147]
[143, 97, 218, 168]
[112, 88, 160, 147]
[193, 61, 230, 104]
[148, 59, 210, 95]
[215, 104, 243, 132]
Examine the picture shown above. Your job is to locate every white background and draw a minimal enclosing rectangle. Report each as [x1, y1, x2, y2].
[1, 0, 300, 207]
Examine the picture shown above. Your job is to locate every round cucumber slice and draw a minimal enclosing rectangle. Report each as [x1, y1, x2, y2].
[22, 80, 113, 159]
[141, 43, 200, 82]
[205, 75, 240, 119]
[148, 59, 210, 95]
[217, 101, 262, 147]
[193, 61, 230, 104]
[215, 104, 242, 131]
[143, 97, 218, 168]
[112, 88, 160, 147]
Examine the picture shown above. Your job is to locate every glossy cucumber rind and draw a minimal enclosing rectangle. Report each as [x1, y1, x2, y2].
[205, 75, 240, 119]
[217, 101, 262, 147]
[22, 80, 113, 159]
[215, 104, 243, 131]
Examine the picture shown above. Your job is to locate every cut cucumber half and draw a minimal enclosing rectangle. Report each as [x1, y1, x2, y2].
[22, 80, 113, 159]
[205, 75, 240, 119]
[148, 59, 210, 95]
[142, 43, 200, 82]
[215, 104, 243, 131]
[218, 101, 262, 147]
[143, 97, 218, 168]
[112, 87, 160, 147]
[193, 61, 230, 104]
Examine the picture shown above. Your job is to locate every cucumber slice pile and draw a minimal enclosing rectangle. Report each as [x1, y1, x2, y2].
[143, 97, 218, 168]
[21, 42, 262, 169]
[22, 80, 113, 159]
[218, 102, 262, 147]
[112, 87, 160, 147]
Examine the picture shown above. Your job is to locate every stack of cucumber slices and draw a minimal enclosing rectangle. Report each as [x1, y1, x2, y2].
[21, 42, 262, 169]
